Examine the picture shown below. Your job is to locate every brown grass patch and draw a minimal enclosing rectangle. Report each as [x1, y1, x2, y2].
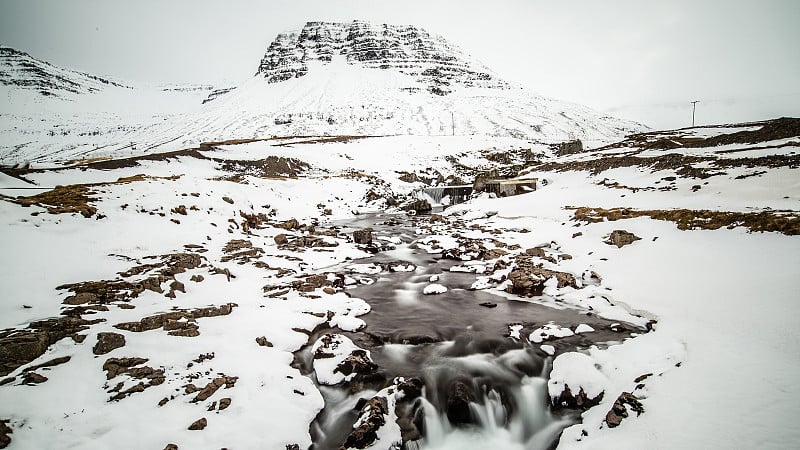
[6, 174, 181, 218]
[570, 207, 800, 235]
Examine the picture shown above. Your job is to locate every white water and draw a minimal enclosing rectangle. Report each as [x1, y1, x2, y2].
[419, 375, 571, 450]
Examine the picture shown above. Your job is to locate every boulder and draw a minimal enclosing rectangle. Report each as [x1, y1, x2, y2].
[446, 380, 475, 425]
[93, 332, 126, 355]
[604, 230, 641, 248]
[353, 228, 373, 245]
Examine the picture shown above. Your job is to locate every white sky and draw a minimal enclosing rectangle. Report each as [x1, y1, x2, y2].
[1, 0, 798, 129]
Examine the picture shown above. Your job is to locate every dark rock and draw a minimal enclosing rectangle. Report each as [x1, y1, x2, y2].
[93, 332, 126, 355]
[163, 444, 178, 450]
[22, 356, 71, 372]
[0, 419, 12, 449]
[255, 336, 273, 347]
[21, 371, 48, 384]
[353, 228, 373, 245]
[397, 377, 424, 400]
[605, 392, 644, 428]
[402, 199, 432, 213]
[188, 417, 207, 430]
[222, 197, 234, 204]
[277, 218, 299, 230]
[341, 396, 388, 449]
[335, 350, 378, 377]
[190, 274, 204, 282]
[218, 397, 232, 410]
[446, 380, 475, 425]
[604, 230, 641, 248]
[553, 384, 603, 410]
[274, 234, 289, 246]
[478, 302, 497, 308]
[0, 316, 94, 376]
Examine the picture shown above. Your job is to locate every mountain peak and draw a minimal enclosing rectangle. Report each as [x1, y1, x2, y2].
[256, 20, 507, 95]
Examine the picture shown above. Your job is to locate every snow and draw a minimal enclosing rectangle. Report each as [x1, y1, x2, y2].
[311, 334, 367, 386]
[529, 323, 575, 344]
[423, 284, 448, 295]
[548, 352, 608, 401]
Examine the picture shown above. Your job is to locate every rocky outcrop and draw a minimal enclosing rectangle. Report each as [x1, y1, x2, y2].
[506, 253, 578, 297]
[113, 303, 237, 336]
[342, 396, 389, 449]
[0, 316, 96, 376]
[256, 21, 506, 94]
[605, 392, 644, 427]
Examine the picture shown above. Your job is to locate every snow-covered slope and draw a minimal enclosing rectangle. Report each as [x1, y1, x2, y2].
[0, 21, 644, 166]
[0, 46, 129, 98]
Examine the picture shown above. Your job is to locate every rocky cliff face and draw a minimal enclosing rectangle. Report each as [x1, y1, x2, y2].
[0, 46, 128, 97]
[256, 21, 507, 95]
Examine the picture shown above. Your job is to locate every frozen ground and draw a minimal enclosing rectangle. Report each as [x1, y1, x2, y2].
[0, 119, 799, 449]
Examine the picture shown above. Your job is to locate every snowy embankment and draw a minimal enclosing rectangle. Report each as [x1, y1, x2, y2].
[442, 123, 800, 448]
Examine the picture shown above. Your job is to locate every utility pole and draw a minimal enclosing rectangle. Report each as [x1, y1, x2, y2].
[690, 100, 700, 127]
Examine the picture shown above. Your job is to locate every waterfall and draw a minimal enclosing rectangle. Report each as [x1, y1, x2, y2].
[422, 187, 446, 205]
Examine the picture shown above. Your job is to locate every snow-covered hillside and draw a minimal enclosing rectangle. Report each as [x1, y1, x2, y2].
[0, 21, 644, 166]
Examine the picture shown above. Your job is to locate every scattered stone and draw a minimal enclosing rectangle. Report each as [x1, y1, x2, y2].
[218, 397, 232, 410]
[478, 302, 497, 308]
[604, 230, 641, 248]
[222, 197, 234, 204]
[572, 232, 583, 238]
[190, 274, 204, 282]
[171, 205, 187, 215]
[274, 234, 289, 246]
[188, 417, 207, 430]
[255, 336, 273, 347]
[163, 444, 178, 450]
[191, 376, 238, 402]
[93, 332, 126, 355]
[605, 392, 644, 427]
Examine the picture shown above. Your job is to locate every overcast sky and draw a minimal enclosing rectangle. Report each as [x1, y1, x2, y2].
[1, 0, 798, 128]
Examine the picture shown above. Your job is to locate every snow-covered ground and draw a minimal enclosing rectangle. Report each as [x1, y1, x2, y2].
[1, 120, 798, 449]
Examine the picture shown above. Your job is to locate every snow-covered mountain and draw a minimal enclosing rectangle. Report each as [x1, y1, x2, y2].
[0, 21, 645, 166]
[0, 46, 129, 98]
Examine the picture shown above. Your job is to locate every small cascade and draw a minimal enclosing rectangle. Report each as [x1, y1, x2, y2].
[422, 187, 446, 205]
[409, 348, 575, 450]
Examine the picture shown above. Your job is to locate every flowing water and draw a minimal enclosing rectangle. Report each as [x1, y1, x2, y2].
[298, 213, 639, 450]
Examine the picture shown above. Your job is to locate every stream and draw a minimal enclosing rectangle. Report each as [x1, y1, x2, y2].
[295, 212, 641, 450]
